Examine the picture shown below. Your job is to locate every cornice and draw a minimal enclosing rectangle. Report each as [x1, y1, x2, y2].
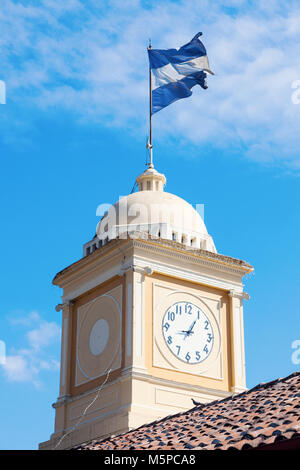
[120, 367, 231, 399]
[53, 238, 132, 287]
[229, 290, 250, 300]
[52, 366, 231, 410]
[53, 234, 253, 287]
[131, 238, 253, 276]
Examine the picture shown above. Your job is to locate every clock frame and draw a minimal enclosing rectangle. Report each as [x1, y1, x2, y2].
[152, 283, 222, 378]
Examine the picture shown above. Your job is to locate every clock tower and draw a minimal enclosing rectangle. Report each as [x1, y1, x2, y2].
[39, 163, 253, 450]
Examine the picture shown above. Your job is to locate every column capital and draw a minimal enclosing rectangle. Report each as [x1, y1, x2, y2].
[228, 290, 250, 301]
[120, 264, 153, 276]
[53, 394, 71, 408]
[55, 301, 74, 312]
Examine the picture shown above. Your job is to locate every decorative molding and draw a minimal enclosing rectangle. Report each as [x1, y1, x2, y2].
[121, 365, 148, 376]
[126, 282, 133, 358]
[53, 236, 253, 289]
[122, 368, 231, 398]
[135, 255, 244, 293]
[229, 290, 250, 300]
[55, 300, 74, 312]
[231, 385, 248, 394]
[53, 394, 71, 408]
[61, 317, 68, 388]
[53, 238, 129, 285]
[53, 402, 133, 437]
[56, 237, 251, 303]
[56, 244, 131, 295]
[62, 264, 122, 302]
[131, 238, 253, 274]
[53, 363, 231, 411]
[120, 263, 153, 276]
[234, 306, 243, 383]
[135, 278, 143, 358]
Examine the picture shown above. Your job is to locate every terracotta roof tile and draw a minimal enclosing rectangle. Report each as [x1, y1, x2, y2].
[75, 372, 300, 451]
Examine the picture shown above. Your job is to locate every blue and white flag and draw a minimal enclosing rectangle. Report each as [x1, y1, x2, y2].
[148, 33, 213, 114]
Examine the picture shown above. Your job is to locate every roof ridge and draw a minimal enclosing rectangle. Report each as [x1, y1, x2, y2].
[129, 371, 300, 432]
[76, 371, 300, 449]
[248, 371, 300, 393]
[195, 371, 300, 409]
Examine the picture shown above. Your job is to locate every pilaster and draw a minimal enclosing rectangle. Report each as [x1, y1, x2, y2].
[121, 264, 153, 373]
[228, 290, 249, 393]
[54, 301, 74, 435]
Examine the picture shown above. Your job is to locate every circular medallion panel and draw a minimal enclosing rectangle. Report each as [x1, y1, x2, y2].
[77, 293, 121, 382]
[89, 318, 110, 356]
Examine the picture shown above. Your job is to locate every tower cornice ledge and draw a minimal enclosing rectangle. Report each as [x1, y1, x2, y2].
[53, 234, 253, 288]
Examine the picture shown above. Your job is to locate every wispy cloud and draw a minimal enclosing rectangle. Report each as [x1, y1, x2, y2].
[1, 0, 300, 168]
[1, 311, 60, 388]
[27, 318, 61, 351]
[9, 310, 40, 326]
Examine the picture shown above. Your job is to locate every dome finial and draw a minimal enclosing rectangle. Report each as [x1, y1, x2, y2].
[136, 163, 166, 192]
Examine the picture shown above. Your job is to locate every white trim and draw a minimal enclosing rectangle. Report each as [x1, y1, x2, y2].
[61, 317, 68, 388]
[234, 306, 243, 383]
[126, 282, 133, 357]
[135, 279, 143, 358]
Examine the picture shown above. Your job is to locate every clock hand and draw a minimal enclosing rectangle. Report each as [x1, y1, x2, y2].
[177, 330, 190, 341]
[182, 321, 196, 339]
[177, 321, 196, 340]
[188, 321, 196, 333]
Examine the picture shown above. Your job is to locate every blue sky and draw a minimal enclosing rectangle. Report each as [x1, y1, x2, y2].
[0, 0, 300, 450]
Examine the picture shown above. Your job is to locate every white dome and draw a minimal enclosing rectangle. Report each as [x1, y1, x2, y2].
[101, 190, 208, 235]
[84, 165, 216, 255]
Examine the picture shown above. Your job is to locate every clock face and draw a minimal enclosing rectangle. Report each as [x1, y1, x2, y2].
[162, 302, 214, 364]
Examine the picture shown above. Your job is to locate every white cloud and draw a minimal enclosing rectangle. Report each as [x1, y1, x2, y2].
[2, 355, 34, 382]
[1, 0, 300, 169]
[1, 311, 61, 387]
[27, 320, 61, 351]
[10, 310, 41, 326]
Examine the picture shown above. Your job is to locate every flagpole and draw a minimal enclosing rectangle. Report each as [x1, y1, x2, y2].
[147, 40, 153, 168]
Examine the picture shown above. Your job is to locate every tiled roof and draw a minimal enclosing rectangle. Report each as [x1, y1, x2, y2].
[76, 372, 300, 451]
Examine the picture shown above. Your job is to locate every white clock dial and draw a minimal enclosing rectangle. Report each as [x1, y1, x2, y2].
[162, 302, 214, 364]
